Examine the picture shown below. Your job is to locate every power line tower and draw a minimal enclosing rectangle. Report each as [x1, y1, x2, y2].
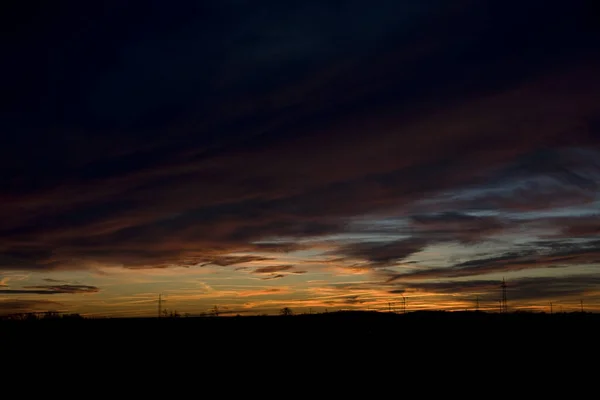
[158, 294, 163, 318]
[500, 278, 508, 313]
[475, 296, 480, 311]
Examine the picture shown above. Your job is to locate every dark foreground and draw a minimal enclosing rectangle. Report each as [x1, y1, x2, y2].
[0, 311, 594, 396]
[3, 310, 598, 348]
[2, 311, 599, 384]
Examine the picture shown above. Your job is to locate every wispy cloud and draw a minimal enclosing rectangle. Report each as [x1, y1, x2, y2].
[237, 288, 289, 297]
[260, 274, 286, 281]
[388, 274, 600, 303]
[331, 238, 429, 267]
[252, 265, 294, 274]
[0, 284, 99, 295]
[0, 300, 63, 315]
[42, 278, 71, 283]
[387, 239, 600, 281]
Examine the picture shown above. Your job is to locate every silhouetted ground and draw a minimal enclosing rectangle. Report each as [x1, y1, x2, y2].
[2, 311, 598, 385]
[3, 310, 598, 349]
[5, 311, 600, 383]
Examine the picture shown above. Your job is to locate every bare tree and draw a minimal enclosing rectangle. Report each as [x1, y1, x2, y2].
[280, 307, 293, 316]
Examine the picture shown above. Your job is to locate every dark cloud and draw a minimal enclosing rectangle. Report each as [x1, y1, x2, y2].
[449, 183, 595, 213]
[251, 242, 308, 253]
[0, 285, 99, 295]
[412, 147, 600, 214]
[390, 280, 501, 295]
[0, 1, 599, 273]
[260, 274, 286, 281]
[0, 300, 63, 315]
[409, 212, 508, 243]
[500, 275, 600, 302]
[539, 215, 600, 239]
[0, 247, 274, 271]
[332, 212, 509, 267]
[253, 265, 304, 280]
[322, 295, 366, 306]
[330, 282, 382, 292]
[559, 223, 600, 238]
[387, 240, 600, 281]
[390, 275, 600, 303]
[333, 238, 429, 267]
[253, 265, 293, 274]
[199, 255, 273, 267]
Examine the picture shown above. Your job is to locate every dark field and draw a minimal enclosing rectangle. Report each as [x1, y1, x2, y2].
[3, 311, 598, 351]
[3, 310, 598, 385]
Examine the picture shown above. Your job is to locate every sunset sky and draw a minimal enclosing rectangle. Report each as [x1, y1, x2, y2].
[2, 1, 599, 317]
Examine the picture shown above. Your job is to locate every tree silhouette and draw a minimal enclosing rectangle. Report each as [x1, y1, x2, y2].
[280, 307, 293, 316]
[63, 313, 83, 319]
[43, 311, 60, 319]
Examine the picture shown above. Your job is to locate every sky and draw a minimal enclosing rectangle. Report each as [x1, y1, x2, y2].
[1, 0, 600, 317]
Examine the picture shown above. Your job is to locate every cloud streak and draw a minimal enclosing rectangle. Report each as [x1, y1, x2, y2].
[0, 285, 99, 295]
[253, 265, 294, 274]
[389, 275, 600, 303]
[0, 300, 63, 315]
[387, 240, 600, 282]
[332, 239, 429, 267]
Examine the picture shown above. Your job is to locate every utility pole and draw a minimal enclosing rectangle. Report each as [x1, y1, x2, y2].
[402, 296, 407, 314]
[550, 302, 553, 314]
[475, 296, 479, 311]
[500, 278, 508, 313]
[581, 300, 584, 313]
[158, 294, 162, 318]
[388, 302, 392, 313]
